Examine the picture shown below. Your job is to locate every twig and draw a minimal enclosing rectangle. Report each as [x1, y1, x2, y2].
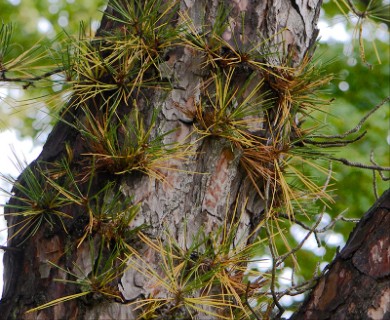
[291, 265, 296, 287]
[308, 96, 389, 139]
[317, 161, 333, 201]
[278, 212, 322, 246]
[277, 209, 324, 266]
[328, 156, 390, 171]
[278, 203, 359, 247]
[244, 282, 261, 320]
[278, 209, 360, 233]
[315, 213, 360, 233]
[370, 151, 390, 181]
[0, 67, 64, 86]
[279, 213, 311, 231]
[0, 245, 22, 252]
[265, 222, 285, 318]
[372, 169, 379, 200]
[276, 262, 332, 300]
[304, 131, 366, 147]
[276, 272, 320, 298]
[346, 0, 366, 18]
[264, 178, 285, 318]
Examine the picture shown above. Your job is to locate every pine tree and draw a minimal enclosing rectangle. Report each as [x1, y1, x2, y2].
[0, 1, 388, 319]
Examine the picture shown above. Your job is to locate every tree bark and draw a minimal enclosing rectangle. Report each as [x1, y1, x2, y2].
[291, 189, 390, 320]
[1, 1, 323, 319]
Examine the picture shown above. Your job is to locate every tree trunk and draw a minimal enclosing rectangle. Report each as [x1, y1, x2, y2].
[291, 189, 390, 320]
[1, 1, 323, 319]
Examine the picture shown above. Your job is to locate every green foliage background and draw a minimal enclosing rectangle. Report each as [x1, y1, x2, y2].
[1, 0, 389, 312]
[0, 0, 105, 140]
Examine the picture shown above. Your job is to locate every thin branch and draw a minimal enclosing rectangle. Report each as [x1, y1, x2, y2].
[303, 130, 366, 147]
[370, 151, 390, 181]
[315, 213, 360, 233]
[372, 168, 379, 200]
[308, 96, 389, 139]
[0, 245, 22, 252]
[291, 265, 296, 287]
[0, 67, 64, 85]
[265, 222, 285, 318]
[276, 262, 332, 301]
[346, 0, 366, 18]
[278, 203, 359, 246]
[279, 212, 322, 247]
[264, 178, 285, 318]
[276, 271, 321, 298]
[316, 161, 333, 201]
[328, 156, 390, 171]
[279, 213, 312, 232]
[244, 282, 261, 320]
[277, 209, 324, 266]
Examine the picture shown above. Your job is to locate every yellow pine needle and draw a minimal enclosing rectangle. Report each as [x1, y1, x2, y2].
[26, 292, 90, 314]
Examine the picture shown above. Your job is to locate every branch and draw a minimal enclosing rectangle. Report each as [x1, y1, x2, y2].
[0, 67, 64, 88]
[264, 178, 285, 318]
[346, 0, 366, 18]
[328, 156, 390, 171]
[277, 209, 324, 267]
[265, 222, 285, 318]
[0, 245, 22, 252]
[370, 151, 390, 181]
[303, 130, 366, 147]
[308, 96, 389, 139]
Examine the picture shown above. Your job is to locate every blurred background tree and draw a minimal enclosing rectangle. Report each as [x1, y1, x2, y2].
[0, 0, 388, 316]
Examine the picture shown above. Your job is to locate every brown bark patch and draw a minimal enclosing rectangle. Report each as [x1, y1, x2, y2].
[292, 190, 390, 320]
[203, 148, 234, 213]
